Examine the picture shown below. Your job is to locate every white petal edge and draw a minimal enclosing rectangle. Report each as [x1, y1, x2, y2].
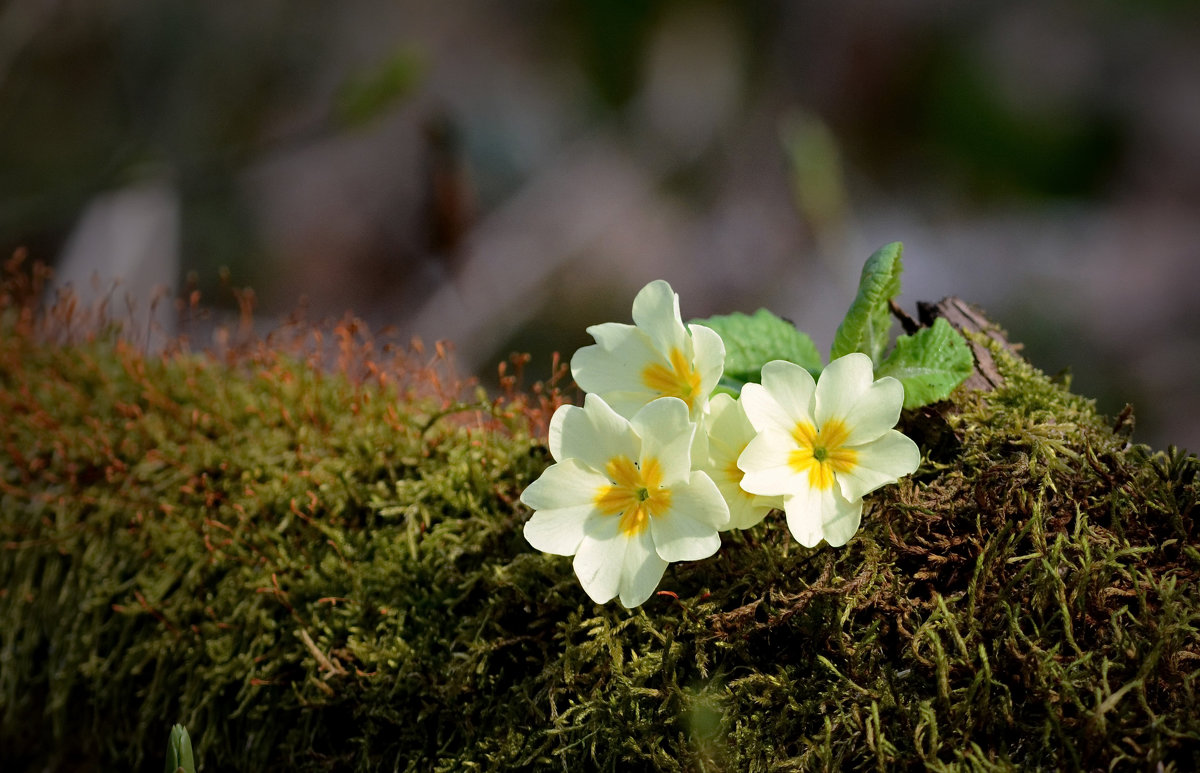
[780, 484, 826, 548]
[739, 382, 794, 436]
[725, 491, 779, 531]
[841, 376, 905, 447]
[702, 394, 762, 527]
[650, 473, 727, 561]
[836, 430, 921, 502]
[520, 458, 607, 512]
[738, 429, 804, 497]
[782, 482, 861, 547]
[631, 397, 695, 485]
[813, 352, 874, 429]
[631, 280, 687, 358]
[688, 323, 727, 408]
[582, 320, 638, 352]
[703, 393, 745, 453]
[618, 526, 669, 607]
[572, 516, 626, 604]
[571, 329, 662, 409]
[759, 360, 817, 428]
[821, 491, 864, 547]
[523, 504, 596, 556]
[704, 393, 755, 467]
[549, 396, 639, 472]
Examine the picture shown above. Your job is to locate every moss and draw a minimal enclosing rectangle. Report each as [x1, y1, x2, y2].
[2, 270, 1198, 771]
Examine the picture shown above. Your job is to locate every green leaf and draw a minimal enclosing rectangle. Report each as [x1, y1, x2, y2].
[692, 309, 822, 393]
[830, 242, 904, 364]
[164, 724, 196, 773]
[876, 317, 974, 409]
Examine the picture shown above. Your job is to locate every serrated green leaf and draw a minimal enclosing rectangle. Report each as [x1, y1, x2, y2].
[692, 309, 822, 393]
[830, 242, 904, 364]
[876, 317, 973, 409]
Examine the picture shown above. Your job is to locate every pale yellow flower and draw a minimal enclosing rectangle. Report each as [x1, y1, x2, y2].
[700, 393, 783, 530]
[737, 354, 920, 547]
[521, 395, 729, 607]
[571, 280, 724, 421]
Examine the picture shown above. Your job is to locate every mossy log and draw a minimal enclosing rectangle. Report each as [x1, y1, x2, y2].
[2, 276, 1198, 771]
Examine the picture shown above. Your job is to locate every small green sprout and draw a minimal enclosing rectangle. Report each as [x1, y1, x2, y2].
[164, 724, 196, 773]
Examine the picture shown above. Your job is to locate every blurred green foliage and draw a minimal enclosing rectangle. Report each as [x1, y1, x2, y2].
[917, 45, 1123, 200]
[336, 48, 424, 129]
[568, 0, 661, 108]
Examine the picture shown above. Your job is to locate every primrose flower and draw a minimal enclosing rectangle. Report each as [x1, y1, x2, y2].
[701, 393, 783, 530]
[571, 280, 725, 421]
[520, 394, 730, 607]
[737, 354, 920, 548]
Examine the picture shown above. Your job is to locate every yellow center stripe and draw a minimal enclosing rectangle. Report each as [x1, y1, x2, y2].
[641, 347, 702, 411]
[594, 455, 672, 535]
[788, 418, 858, 491]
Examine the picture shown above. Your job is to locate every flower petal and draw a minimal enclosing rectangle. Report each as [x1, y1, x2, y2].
[813, 352, 874, 429]
[836, 430, 921, 501]
[548, 395, 639, 471]
[684, 470, 732, 532]
[523, 505, 595, 556]
[780, 484, 826, 548]
[583, 320, 638, 351]
[650, 473, 727, 561]
[631, 397, 695, 485]
[689, 428, 710, 481]
[738, 428, 804, 497]
[571, 327, 662, 418]
[520, 459, 611, 555]
[841, 376, 905, 446]
[725, 491, 777, 530]
[738, 383, 780, 434]
[759, 360, 817, 427]
[631, 279, 687, 357]
[573, 516, 626, 604]
[781, 482, 862, 547]
[820, 491, 864, 547]
[701, 393, 774, 529]
[617, 526, 669, 607]
[520, 458, 607, 512]
[688, 323, 726, 405]
[547, 404, 570, 461]
[703, 393, 745, 456]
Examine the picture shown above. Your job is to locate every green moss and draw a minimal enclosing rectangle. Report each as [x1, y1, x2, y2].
[2, 287, 1198, 771]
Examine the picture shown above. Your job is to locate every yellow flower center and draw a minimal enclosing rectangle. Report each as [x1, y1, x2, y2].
[594, 455, 672, 536]
[641, 347, 702, 411]
[788, 418, 857, 491]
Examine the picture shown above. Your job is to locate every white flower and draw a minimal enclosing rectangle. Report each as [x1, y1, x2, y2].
[737, 353, 920, 548]
[571, 280, 725, 421]
[701, 393, 783, 530]
[520, 394, 730, 607]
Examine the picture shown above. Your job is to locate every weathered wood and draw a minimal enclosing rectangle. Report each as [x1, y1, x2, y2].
[913, 296, 1020, 392]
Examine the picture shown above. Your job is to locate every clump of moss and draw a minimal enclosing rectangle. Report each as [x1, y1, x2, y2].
[2, 259, 1198, 771]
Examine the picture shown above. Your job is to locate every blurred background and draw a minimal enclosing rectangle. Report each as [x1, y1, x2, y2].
[2, 0, 1198, 450]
